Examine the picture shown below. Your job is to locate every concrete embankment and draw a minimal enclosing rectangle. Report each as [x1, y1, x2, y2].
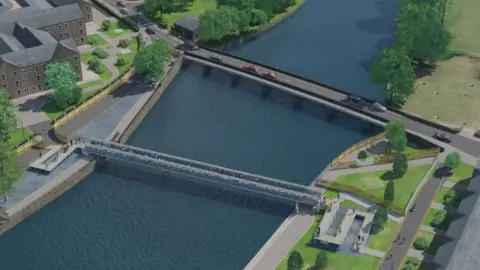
[0, 57, 184, 235]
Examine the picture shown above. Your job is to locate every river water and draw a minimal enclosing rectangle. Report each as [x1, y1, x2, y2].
[0, 0, 396, 269]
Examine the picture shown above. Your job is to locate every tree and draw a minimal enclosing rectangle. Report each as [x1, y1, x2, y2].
[443, 189, 458, 205]
[45, 62, 81, 110]
[198, 6, 247, 41]
[369, 46, 415, 105]
[385, 120, 407, 152]
[313, 252, 328, 270]
[0, 142, 21, 202]
[0, 90, 17, 143]
[287, 251, 303, 270]
[413, 237, 429, 250]
[218, 0, 256, 10]
[393, 153, 408, 177]
[134, 40, 172, 82]
[92, 48, 109, 59]
[444, 152, 461, 169]
[88, 58, 102, 73]
[119, 39, 130, 48]
[371, 208, 388, 233]
[431, 210, 447, 228]
[101, 20, 111, 31]
[384, 180, 395, 203]
[358, 150, 368, 160]
[249, 8, 268, 27]
[115, 58, 126, 66]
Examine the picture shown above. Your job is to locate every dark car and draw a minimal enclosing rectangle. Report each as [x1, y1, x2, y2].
[145, 26, 155, 35]
[209, 55, 222, 62]
[348, 95, 362, 103]
[243, 64, 257, 73]
[433, 132, 451, 143]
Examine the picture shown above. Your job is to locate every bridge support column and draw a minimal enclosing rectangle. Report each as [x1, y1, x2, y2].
[202, 66, 212, 77]
[230, 75, 240, 88]
[261, 85, 271, 99]
[293, 97, 303, 111]
[326, 108, 338, 121]
[295, 202, 299, 214]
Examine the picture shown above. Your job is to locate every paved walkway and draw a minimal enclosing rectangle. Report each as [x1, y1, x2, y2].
[378, 163, 445, 270]
[407, 249, 433, 262]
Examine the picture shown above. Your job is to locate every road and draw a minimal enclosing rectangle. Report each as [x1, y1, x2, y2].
[185, 50, 480, 158]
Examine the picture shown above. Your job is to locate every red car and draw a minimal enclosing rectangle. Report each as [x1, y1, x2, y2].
[117, 1, 128, 7]
[243, 64, 257, 73]
[263, 71, 277, 79]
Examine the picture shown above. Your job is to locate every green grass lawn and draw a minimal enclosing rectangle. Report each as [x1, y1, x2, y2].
[335, 164, 433, 211]
[323, 189, 339, 200]
[368, 219, 401, 251]
[115, 39, 139, 74]
[276, 215, 381, 270]
[401, 257, 430, 270]
[340, 200, 370, 212]
[8, 128, 33, 149]
[423, 208, 451, 231]
[78, 51, 113, 89]
[448, 162, 474, 184]
[434, 187, 462, 207]
[104, 20, 135, 38]
[158, 0, 217, 27]
[41, 91, 100, 120]
[87, 34, 108, 46]
[413, 230, 441, 255]
[445, 0, 480, 57]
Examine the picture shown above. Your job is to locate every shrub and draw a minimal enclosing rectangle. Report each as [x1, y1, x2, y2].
[404, 257, 421, 269]
[87, 58, 102, 74]
[413, 237, 429, 250]
[371, 208, 388, 234]
[384, 180, 395, 203]
[115, 58, 126, 66]
[357, 150, 368, 160]
[392, 153, 408, 177]
[445, 152, 461, 169]
[92, 48, 109, 59]
[88, 36, 97, 45]
[101, 20, 111, 31]
[118, 39, 130, 48]
[443, 189, 458, 205]
[431, 210, 447, 228]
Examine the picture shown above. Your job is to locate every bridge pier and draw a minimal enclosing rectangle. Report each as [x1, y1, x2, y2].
[202, 66, 212, 77]
[326, 108, 338, 121]
[230, 75, 240, 88]
[295, 202, 299, 214]
[293, 97, 303, 111]
[261, 85, 271, 99]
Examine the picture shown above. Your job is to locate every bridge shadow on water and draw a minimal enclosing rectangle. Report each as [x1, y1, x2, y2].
[97, 160, 295, 217]
[188, 63, 383, 136]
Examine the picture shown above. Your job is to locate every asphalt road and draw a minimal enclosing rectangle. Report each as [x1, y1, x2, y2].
[187, 50, 480, 158]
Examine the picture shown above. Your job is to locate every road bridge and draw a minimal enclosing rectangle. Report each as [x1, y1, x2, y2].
[183, 49, 480, 157]
[79, 138, 325, 206]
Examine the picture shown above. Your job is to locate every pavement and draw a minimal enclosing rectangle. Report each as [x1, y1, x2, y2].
[378, 163, 446, 270]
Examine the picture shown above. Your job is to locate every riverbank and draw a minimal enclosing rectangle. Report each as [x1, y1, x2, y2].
[0, 57, 183, 235]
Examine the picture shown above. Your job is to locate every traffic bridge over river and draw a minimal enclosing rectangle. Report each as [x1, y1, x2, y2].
[79, 138, 325, 206]
[183, 48, 480, 157]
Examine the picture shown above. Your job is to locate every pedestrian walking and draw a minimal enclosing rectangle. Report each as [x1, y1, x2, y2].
[400, 236, 405, 244]
[352, 207, 356, 213]
[337, 193, 340, 200]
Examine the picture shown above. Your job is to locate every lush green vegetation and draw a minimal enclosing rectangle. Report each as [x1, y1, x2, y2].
[104, 20, 135, 38]
[134, 40, 172, 82]
[401, 257, 429, 270]
[45, 62, 82, 110]
[369, 0, 451, 106]
[448, 162, 474, 184]
[115, 38, 139, 74]
[423, 208, 451, 230]
[413, 230, 441, 255]
[87, 34, 108, 46]
[340, 200, 370, 212]
[323, 189, 339, 200]
[79, 51, 114, 89]
[335, 164, 432, 211]
[445, 0, 480, 57]
[434, 187, 462, 207]
[7, 128, 33, 149]
[147, 0, 217, 27]
[368, 219, 400, 251]
[276, 215, 381, 270]
[42, 90, 100, 120]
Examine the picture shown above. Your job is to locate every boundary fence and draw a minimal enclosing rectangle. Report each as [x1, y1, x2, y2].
[331, 133, 386, 167]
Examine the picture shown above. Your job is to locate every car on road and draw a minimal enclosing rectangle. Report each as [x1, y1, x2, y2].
[145, 26, 156, 34]
[117, 1, 128, 7]
[263, 71, 277, 79]
[371, 102, 387, 112]
[119, 7, 129, 14]
[209, 55, 222, 62]
[243, 64, 257, 73]
[348, 95, 362, 103]
[433, 132, 452, 143]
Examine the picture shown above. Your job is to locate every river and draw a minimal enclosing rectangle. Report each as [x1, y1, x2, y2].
[0, 0, 397, 269]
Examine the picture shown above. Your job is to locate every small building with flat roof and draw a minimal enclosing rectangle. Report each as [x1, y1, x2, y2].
[171, 16, 200, 41]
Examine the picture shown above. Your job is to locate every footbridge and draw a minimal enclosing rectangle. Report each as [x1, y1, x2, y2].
[79, 137, 325, 206]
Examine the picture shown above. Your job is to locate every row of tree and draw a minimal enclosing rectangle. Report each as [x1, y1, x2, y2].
[288, 250, 327, 270]
[144, 0, 195, 17]
[198, 0, 295, 41]
[369, 0, 451, 106]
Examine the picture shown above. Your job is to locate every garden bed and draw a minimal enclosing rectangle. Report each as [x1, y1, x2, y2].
[368, 219, 400, 251]
[423, 209, 451, 230]
[434, 187, 462, 207]
[412, 230, 441, 255]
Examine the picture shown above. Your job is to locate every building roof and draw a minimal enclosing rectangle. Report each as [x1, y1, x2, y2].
[17, 0, 53, 9]
[432, 164, 480, 270]
[0, 0, 12, 13]
[174, 16, 200, 32]
[0, 4, 84, 29]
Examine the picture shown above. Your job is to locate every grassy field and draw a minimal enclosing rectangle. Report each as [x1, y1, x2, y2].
[448, 162, 475, 184]
[276, 215, 381, 270]
[335, 164, 432, 210]
[323, 189, 339, 200]
[8, 128, 33, 148]
[160, 0, 216, 27]
[115, 39, 139, 74]
[423, 208, 451, 230]
[413, 230, 441, 255]
[403, 0, 480, 128]
[434, 187, 462, 207]
[41, 91, 100, 120]
[78, 51, 113, 89]
[104, 20, 135, 38]
[87, 34, 108, 46]
[340, 200, 371, 212]
[368, 220, 400, 251]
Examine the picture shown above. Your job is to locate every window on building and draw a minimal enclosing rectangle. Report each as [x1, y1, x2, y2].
[32, 86, 36, 91]
[78, 20, 82, 26]
[80, 38, 84, 43]
[20, 69, 26, 76]
[74, 57, 78, 63]
[1, 75, 5, 81]
[24, 88, 28, 94]
[13, 71, 17, 77]
[73, 30, 77, 35]
[39, 85, 42, 90]
[22, 79, 28, 86]
[35, 66, 39, 72]
[60, 34, 63, 39]
[64, 24, 68, 30]
[86, 6, 89, 11]
[87, 14, 90, 20]
[17, 90, 21, 96]
[65, 33, 69, 38]
[3, 84, 6, 89]
[15, 81, 19, 87]
[76, 76, 80, 81]
[79, 29, 83, 35]
[75, 65, 80, 72]
[73, 22, 76, 26]
[58, 25, 62, 31]
[36, 75, 40, 81]
[53, 26, 56, 31]
[29, 67, 32, 72]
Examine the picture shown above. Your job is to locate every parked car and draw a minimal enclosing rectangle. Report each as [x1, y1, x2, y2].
[117, 1, 128, 7]
[243, 64, 257, 73]
[433, 132, 452, 143]
[209, 55, 222, 62]
[145, 26, 156, 35]
[263, 71, 277, 79]
[348, 95, 362, 103]
[371, 102, 387, 112]
[119, 7, 129, 14]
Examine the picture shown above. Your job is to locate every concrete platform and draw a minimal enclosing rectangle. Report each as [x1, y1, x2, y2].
[29, 145, 77, 173]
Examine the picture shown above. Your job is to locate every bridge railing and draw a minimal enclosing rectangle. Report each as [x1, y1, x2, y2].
[84, 144, 321, 203]
[82, 138, 324, 196]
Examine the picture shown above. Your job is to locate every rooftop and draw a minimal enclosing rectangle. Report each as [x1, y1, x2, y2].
[174, 16, 200, 32]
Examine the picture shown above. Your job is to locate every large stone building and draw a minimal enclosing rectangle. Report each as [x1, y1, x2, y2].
[0, 0, 93, 98]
